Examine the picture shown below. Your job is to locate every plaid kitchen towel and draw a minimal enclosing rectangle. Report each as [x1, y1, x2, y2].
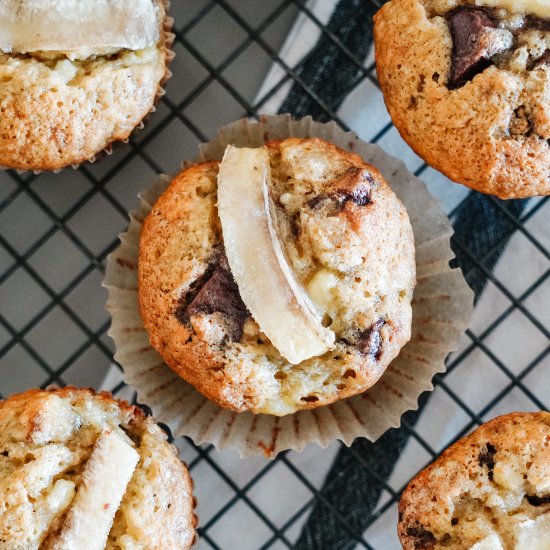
[103, 1, 550, 548]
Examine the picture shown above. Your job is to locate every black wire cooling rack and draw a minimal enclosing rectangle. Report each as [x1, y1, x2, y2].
[0, 1, 549, 549]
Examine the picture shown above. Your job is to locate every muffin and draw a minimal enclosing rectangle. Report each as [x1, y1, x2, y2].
[374, 0, 550, 199]
[138, 137, 416, 416]
[0, 0, 170, 171]
[398, 412, 550, 549]
[0, 387, 196, 549]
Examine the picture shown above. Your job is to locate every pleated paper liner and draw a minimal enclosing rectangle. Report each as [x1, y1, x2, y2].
[104, 115, 474, 458]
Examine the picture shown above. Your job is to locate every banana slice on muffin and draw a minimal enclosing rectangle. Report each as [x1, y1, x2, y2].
[0, 0, 160, 55]
[0, 387, 196, 550]
[398, 412, 550, 549]
[374, 0, 550, 198]
[217, 145, 336, 365]
[138, 138, 416, 415]
[0, 0, 169, 171]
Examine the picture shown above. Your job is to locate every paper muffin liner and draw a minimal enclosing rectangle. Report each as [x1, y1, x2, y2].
[3, 0, 175, 175]
[104, 114, 474, 458]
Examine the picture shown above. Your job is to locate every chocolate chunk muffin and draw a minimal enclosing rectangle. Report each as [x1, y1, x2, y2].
[398, 412, 550, 549]
[0, 387, 196, 549]
[0, 0, 170, 171]
[374, 0, 550, 198]
[138, 137, 416, 416]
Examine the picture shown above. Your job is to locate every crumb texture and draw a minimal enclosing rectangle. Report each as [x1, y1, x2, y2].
[374, 0, 550, 198]
[0, 388, 195, 550]
[138, 138, 416, 415]
[0, 0, 167, 171]
[398, 412, 550, 549]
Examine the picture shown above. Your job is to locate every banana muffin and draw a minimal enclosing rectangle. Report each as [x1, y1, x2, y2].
[374, 0, 550, 198]
[0, 0, 170, 171]
[138, 137, 416, 416]
[398, 412, 550, 549]
[0, 387, 196, 549]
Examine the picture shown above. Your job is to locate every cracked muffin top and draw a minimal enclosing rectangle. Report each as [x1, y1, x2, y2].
[398, 412, 550, 549]
[0, 387, 196, 550]
[0, 0, 169, 171]
[374, 0, 550, 198]
[138, 138, 415, 416]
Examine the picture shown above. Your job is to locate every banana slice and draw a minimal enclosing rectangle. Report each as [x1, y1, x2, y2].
[475, 0, 550, 19]
[514, 515, 550, 550]
[470, 533, 504, 550]
[0, 0, 160, 55]
[50, 430, 139, 550]
[217, 145, 335, 365]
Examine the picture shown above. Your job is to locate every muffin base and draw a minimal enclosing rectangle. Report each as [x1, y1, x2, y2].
[104, 114, 473, 457]
[374, 0, 550, 199]
[0, 386, 197, 549]
[398, 412, 550, 549]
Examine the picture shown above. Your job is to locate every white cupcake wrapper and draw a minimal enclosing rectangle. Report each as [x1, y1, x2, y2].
[104, 115, 474, 458]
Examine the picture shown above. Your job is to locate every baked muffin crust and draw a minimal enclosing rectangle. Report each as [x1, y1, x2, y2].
[138, 138, 415, 415]
[0, 387, 196, 550]
[398, 412, 550, 549]
[374, 0, 550, 198]
[0, 0, 168, 171]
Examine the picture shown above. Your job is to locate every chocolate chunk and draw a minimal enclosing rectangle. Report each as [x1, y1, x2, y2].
[337, 184, 372, 207]
[525, 16, 550, 32]
[175, 257, 249, 341]
[533, 50, 550, 70]
[289, 212, 301, 238]
[510, 105, 532, 136]
[478, 442, 497, 481]
[358, 319, 385, 359]
[307, 168, 374, 212]
[447, 7, 513, 89]
[174, 263, 217, 322]
[526, 494, 550, 506]
[186, 267, 245, 319]
[306, 195, 327, 210]
[306, 187, 372, 211]
[406, 527, 436, 549]
[334, 167, 374, 207]
[307, 188, 373, 211]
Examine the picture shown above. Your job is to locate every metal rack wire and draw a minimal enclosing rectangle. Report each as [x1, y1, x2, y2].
[0, 1, 549, 548]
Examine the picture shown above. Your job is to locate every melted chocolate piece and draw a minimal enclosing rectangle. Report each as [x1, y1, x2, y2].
[533, 50, 550, 70]
[525, 16, 550, 32]
[510, 105, 532, 136]
[526, 494, 550, 506]
[186, 267, 245, 318]
[358, 319, 385, 359]
[447, 7, 513, 88]
[289, 212, 301, 239]
[334, 167, 374, 208]
[175, 263, 217, 322]
[175, 258, 249, 341]
[306, 195, 327, 210]
[335, 183, 372, 208]
[406, 527, 436, 549]
[306, 168, 374, 211]
[478, 442, 497, 481]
